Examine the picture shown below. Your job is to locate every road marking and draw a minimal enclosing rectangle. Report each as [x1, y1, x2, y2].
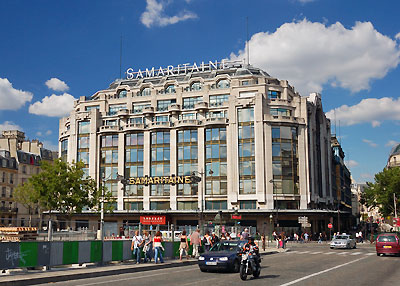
[365, 253, 375, 256]
[278, 256, 367, 286]
[310, 251, 322, 255]
[77, 266, 197, 286]
[297, 251, 310, 254]
[337, 252, 348, 255]
[351, 252, 362, 255]
[323, 252, 335, 255]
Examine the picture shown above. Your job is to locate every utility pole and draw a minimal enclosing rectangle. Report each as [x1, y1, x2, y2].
[394, 193, 398, 231]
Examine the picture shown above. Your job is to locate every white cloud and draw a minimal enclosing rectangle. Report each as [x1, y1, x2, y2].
[45, 130, 52, 135]
[0, 78, 33, 110]
[396, 32, 400, 40]
[360, 173, 374, 181]
[140, 0, 197, 28]
[346, 160, 359, 168]
[362, 139, 378, 148]
[326, 97, 400, 127]
[42, 140, 58, 151]
[0, 121, 22, 132]
[29, 93, 76, 117]
[385, 140, 398, 147]
[45, 78, 69, 92]
[36, 131, 43, 137]
[297, 0, 316, 3]
[230, 20, 400, 95]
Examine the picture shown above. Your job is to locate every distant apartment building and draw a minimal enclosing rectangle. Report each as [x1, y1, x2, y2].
[0, 130, 56, 227]
[387, 143, 400, 168]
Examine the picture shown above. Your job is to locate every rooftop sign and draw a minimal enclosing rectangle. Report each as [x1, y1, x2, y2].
[126, 59, 243, 80]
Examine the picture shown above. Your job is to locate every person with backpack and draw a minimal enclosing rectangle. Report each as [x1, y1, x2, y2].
[203, 231, 212, 251]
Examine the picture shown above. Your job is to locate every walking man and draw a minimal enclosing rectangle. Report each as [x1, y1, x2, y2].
[131, 230, 143, 264]
[190, 228, 202, 258]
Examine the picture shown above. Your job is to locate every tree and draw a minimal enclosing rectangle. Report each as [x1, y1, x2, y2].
[16, 158, 113, 217]
[14, 180, 40, 227]
[361, 167, 400, 217]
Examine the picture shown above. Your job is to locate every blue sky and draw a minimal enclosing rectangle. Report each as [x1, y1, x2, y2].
[1, 0, 400, 184]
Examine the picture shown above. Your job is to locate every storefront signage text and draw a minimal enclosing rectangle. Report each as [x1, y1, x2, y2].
[127, 175, 192, 185]
[140, 215, 167, 225]
[126, 59, 243, 80]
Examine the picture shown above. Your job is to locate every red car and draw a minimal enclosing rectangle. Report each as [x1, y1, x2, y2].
[376, 233, 400, 256]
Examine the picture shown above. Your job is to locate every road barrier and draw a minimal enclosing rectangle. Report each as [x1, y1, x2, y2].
[0, 240, 193, 270]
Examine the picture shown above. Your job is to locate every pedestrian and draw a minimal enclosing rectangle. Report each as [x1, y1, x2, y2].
[153, 230, 164, 263]
[131, 230, 143, 264]
[356, 231, 360, 243]
[221, 232, 226, 240]
[211, 232, 220, 245]
[203, 231, 212, 251]
[359, 231, 363, 243]
[226, 232, 231, 240]
[143, 230, 152, 263]
[241, 228, 250, 240]
[179, 230, 189, 261]
[318, 233, 322, 244]
[190, 228, 201, 258]
[304, 232, 309, 243]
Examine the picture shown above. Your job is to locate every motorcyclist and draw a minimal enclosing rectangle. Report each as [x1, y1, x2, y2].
[242, 237, 260, 271]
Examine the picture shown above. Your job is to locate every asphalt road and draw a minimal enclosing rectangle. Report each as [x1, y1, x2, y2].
[39, 244, 400, 286]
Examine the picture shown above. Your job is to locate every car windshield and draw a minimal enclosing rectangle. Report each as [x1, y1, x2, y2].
[378, 235, 396, 242]
[210, 241, 243, 252]
[335, 235, 349, 240]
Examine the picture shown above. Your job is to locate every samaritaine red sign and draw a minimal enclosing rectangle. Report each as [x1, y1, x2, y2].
[140, 215, 167, 225]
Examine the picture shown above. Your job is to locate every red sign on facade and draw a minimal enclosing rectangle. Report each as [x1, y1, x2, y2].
[232, 215, 242, 220]
[393, 218, 400, 227]
[328, 223, 333, 229]
[140, 215, 167, 225]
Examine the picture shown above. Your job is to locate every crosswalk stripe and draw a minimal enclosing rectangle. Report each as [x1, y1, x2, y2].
[351, 252, 362, 255]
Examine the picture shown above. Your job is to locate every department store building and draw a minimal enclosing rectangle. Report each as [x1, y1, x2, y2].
[59, 60, 341, 235]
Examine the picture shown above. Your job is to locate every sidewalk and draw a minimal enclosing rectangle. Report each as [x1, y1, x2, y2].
[0, 247, 283, 286]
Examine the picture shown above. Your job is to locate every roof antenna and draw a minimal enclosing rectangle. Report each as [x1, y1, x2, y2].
[119, 35, 123, 79]
[246, 16, 250, 66]
[334, 109, 337, 136]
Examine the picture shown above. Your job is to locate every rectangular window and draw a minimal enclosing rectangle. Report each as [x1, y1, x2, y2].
[150, 201, 170, 210]
[270, 108, 291, 117]
[182, 97, 202, 109]
[157, 99, 176, 111]
[151, 131, 170, 196]
[78, 121, 90, 134]
[205, 200, 227, 210]
[132, 103, 151, 114]
[239, 200, 257, 209]
[85, 105, 100, 111]
[177, 201, 198, 210]
[268, 90, 281, 99]
[209, 95, 229, 107]
[109, 104, 126, 115]
[78, 136, 90, 149]
[124, 201, 143, 211]
[205, 128, 227, 195]
[101, 135, 119, 147]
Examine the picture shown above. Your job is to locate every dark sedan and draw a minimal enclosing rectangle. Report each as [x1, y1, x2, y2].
[198, 240, 246, 272]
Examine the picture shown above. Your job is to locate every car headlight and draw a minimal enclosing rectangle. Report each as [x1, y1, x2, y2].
[198, 256, 205, 261]
[219, 257, 228, 261]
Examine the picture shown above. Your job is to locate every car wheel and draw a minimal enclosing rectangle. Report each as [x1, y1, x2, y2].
[376, 253, 380, 256]
[232, 260, 240, 273]
[353, 243, 356, 249]
[330, 247, 334, 249]
[200, 267, 207, 272]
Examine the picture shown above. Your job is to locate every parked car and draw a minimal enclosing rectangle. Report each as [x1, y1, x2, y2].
[376, 233, 400, 256]
[198, 240, 246, 272]
[330, 234, 356, 249]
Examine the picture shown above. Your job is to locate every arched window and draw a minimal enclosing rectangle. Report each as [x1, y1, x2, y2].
[165, 84, 176, 94]
[217, 79, 230, 89]
[118, 90, 127, 98]
[190, 81, 202, 91]
[140, 87, 151, 96]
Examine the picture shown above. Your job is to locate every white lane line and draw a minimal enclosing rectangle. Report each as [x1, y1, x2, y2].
[297, 251, 310, 254]
[365, 253, 375, 256]
[310, 251, 322, 255]
[279, 256, 367, 286]
[323, 252, 336, 255]
[337, 252, 348, 255]
[350, 252, 362, 256]
[78, 266, 197, 286]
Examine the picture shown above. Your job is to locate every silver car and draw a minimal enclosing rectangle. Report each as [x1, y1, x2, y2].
[330, 234, 356, 249]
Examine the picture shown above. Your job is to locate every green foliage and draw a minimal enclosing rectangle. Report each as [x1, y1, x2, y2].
[361, 167, 400, 217]
[19, 158, 114, 215]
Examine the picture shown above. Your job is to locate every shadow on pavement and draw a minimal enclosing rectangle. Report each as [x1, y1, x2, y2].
[249, 274, 280, 280]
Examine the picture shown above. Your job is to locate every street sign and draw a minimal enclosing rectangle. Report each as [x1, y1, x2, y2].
[232, 215, 242, 220]
[298, 216, 308, 224]
[328, 223, 333, 229]
[302, 223, 311, 228]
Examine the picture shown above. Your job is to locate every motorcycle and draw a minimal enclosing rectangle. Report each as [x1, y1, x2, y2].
[239, 249, 261, 280]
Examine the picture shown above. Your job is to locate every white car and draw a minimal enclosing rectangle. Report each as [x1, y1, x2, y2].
[330, 234, 356, 249]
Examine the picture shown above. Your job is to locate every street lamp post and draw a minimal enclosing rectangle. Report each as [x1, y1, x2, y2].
[269, 179, 278, 229]
[191, 169, 213, 235]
